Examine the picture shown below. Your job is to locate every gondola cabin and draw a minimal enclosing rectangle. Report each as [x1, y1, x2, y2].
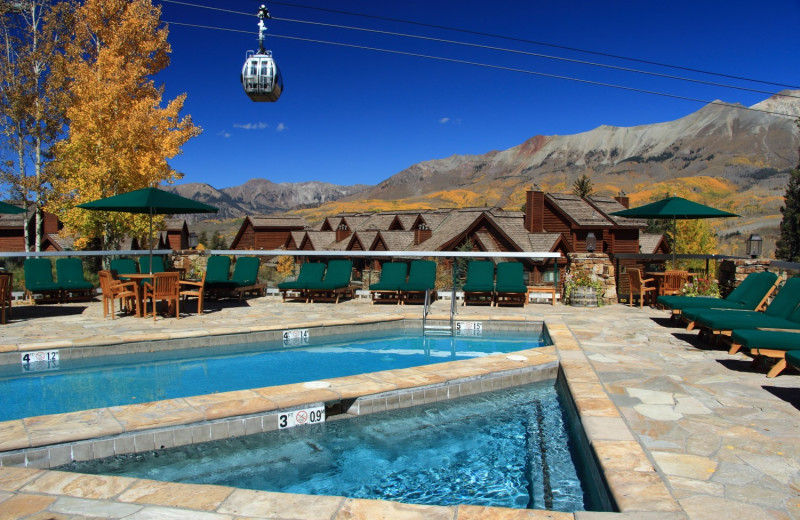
[241, 50, 283, 102]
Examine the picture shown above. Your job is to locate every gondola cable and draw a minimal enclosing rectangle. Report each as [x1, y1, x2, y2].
[158, 0, 800, 100]
[264, 0, 800, 91]
[165, 19, 797, 119]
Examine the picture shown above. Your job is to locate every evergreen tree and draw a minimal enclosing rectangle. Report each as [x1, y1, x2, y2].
[775, 120, 800, 262]
[572, 174, 593, 198]
[775, 169, 800, 262]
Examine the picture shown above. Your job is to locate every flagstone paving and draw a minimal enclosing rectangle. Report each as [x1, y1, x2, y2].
[0, 296, 797, 519]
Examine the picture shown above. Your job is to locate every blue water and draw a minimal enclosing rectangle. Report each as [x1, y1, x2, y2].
[0, 329, 547, 422]
[60, 382, 586, 511]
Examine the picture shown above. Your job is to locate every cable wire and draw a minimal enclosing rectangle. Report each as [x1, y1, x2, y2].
[266, 0, 800, 90]
[273, 16, 798, 100]
[157, 0, 800, 99]
[165, 20, 797, 119]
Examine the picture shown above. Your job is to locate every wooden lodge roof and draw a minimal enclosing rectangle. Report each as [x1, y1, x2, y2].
[587, 196, 646, 227]
[248, 215, 308, 229]
[547, 193, 612, 227]
[234, 190, 662, 259]
[377, 231, 415, 251]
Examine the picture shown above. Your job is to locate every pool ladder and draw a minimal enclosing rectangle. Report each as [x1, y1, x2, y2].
[422, 288, 456, 336]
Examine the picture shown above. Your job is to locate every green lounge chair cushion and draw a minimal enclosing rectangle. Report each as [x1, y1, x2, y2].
[731, 329, 800, 353]
[694, 307, 800, 333]
[139, 256, 166, 274]
[24, 258, 60, 292]
[657, 271, 778, 311]
[230, 257, 260, 287]
[400, 260, 436, 292]
[369, 262, 407, 291]
[495, 262, 527, 294]
[205, 256, 231, 284]
[683, 277, 800, 323]
[110, 258, 138, 279]
[786, 350, 800, 371]
[55, 258, 94, 290]
[311, 259, 353, 290]
[462, 261, 495, 293]
[278, 262, 326, 290]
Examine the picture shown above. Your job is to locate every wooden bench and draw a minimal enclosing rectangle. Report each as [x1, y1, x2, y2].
[527, 286, 557, 306]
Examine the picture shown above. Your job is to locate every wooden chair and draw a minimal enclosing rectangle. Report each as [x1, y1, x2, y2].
[0, 274, 10, 324]
[628, 268, 655, 308]
[98, 270, 137, 319]
[142, 271, 180, 321]
[179, 271, 206, 315]
[661, 270, 689, 297]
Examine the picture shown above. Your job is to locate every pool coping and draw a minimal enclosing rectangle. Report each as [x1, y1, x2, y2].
[0, 315, 684, 519]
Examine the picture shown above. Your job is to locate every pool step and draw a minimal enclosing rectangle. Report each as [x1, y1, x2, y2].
[423, 324, 453, 336]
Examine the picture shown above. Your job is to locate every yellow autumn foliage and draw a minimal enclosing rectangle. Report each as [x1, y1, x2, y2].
[49, 0, 200, 250]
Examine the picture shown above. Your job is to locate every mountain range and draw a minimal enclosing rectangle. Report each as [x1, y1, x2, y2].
[171, 91, 800, 253]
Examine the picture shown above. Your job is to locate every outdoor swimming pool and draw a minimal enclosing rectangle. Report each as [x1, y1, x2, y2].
[61, 381, 594, 512]
[0, 328, 549, 422]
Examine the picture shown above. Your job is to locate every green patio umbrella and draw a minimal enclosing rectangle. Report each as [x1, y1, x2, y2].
[77, 187, 218, 273]
[610, 196, 739, 264]
[0, 201, 26, 214]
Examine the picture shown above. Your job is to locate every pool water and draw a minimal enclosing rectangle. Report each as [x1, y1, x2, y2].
[60, 382, 586, 511]
[0, 330, 548, 422]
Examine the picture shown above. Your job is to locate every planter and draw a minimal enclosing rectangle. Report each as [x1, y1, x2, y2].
[570, 286, 598, 307]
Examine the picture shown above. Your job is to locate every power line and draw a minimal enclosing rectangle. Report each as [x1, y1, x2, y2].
[158, 0, 800, 100]
[165, 20, 797, 119]
[266, 0, 800, 91]
[274, 16, 798, 101]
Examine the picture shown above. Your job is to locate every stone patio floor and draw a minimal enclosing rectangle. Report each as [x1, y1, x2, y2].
[0, 295, 797, 519]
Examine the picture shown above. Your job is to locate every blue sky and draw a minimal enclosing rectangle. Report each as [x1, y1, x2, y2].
[155, 0, 800, 189]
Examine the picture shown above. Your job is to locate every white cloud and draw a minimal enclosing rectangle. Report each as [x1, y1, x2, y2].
[233, 122, 269, 130]
[217, 130, 231, 138]
[439, 117, 461, 125]
[276, 122, 286, 132]
[439, 117, 450, 124]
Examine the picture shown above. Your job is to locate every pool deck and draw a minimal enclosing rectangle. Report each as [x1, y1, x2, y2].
[0, 296, 798, 520]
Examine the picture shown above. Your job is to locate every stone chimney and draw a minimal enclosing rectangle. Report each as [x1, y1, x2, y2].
[414, 223, 432, 245]
[525, 188, 545, 233]
[614, 192, 630, 208]
[336, 223, 351, 242]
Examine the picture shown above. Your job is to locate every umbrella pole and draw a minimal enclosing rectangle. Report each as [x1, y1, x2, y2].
[148, 208, 153, 275]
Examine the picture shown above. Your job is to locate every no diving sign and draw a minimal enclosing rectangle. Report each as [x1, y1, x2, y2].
[278, 406, 325, 429]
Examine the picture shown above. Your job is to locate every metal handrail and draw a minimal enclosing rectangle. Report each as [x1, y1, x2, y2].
[449, 286, 456, 334]
[422, 288, 431, 335]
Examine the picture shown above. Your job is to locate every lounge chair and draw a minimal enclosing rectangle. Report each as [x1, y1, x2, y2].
[23, 258, 61, 303]
[684, 277, 800, 342]
[142, 271, 180, 321]
[657, 271, 778, 319]
[109, 258, 138, 281]
[729, 327, 800, 377]
[785, 350, 800, 374]
[306, 259, 354, 303]
[278, 262, 326, 302]
[206, 256, 265, 299]
[203, 255, 232, 299]
[56, 258, 95, 301]
[98, 270, 138, 319]
[400, 260, 437, 304]
[462, 260, 495, 306]
[627, 268, 655, 308]
[494, 262, 528, 307]
[369, 262, 407, 304]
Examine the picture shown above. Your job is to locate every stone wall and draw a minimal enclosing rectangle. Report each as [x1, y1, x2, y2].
[566, 253, 617, 304]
